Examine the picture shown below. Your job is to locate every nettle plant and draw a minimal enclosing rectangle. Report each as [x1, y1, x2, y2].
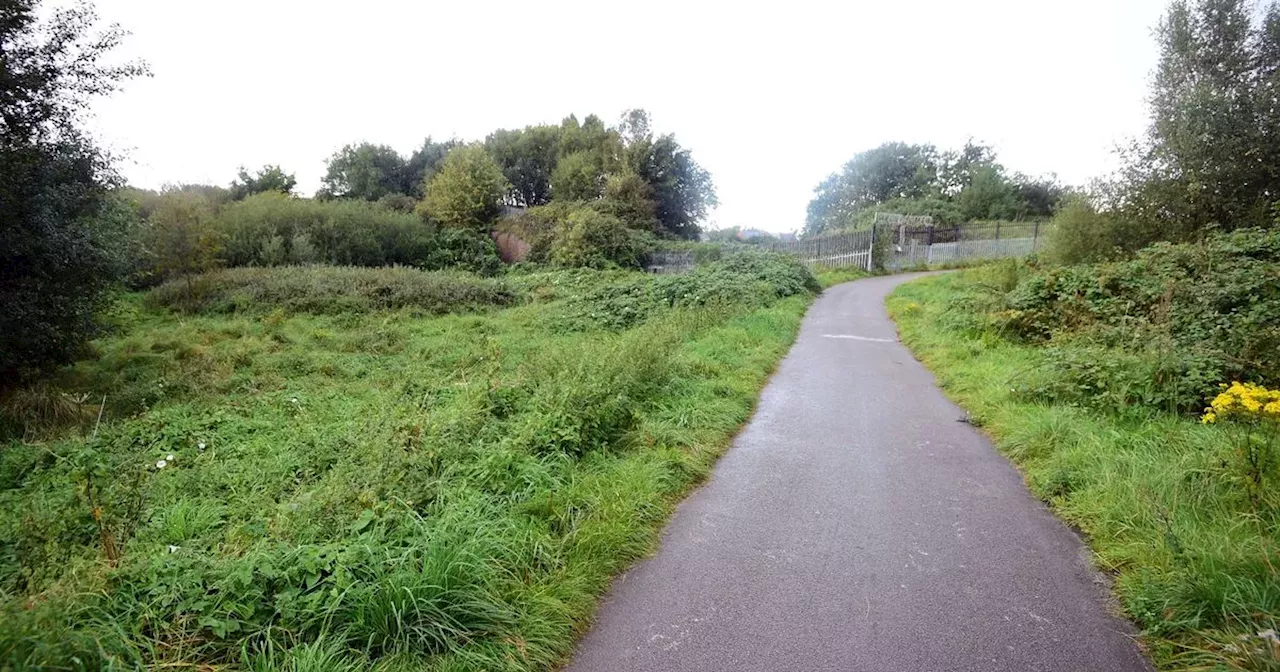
[1201, 382, 1280, 505]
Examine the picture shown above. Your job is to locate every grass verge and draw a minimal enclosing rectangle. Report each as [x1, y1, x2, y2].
[888, 269, 1279, 670]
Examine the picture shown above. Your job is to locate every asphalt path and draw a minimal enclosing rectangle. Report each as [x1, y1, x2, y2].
[565, 273, 1150, 672]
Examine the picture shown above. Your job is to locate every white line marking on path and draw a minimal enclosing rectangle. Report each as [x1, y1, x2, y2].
[822, 334, 895, 343]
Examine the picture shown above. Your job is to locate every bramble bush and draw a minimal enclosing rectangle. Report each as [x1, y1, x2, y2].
[1000, 229, 1280, 413]
[558, 249, 819, 331]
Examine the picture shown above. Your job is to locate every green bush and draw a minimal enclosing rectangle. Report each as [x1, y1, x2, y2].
[559, 249, 819, 330]
[215, 193, 435, 268]
[1002, 229, 1280, 412]
[145, 265, 516, 315]
[498, 201, 655, 270]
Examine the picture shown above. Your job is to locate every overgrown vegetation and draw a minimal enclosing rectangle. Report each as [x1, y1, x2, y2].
[0, 0, 148, 382]
[1000, 229, 1280, 414]
[890, 267, 1279, 670]
[1041, 0, 1280, 263]
[145, 266, 517, 315]
[0, 253, 818, 671]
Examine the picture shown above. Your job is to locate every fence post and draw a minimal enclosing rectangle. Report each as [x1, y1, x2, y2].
[1033, 221, 1040, 250]
[995, 222, 1000, 240]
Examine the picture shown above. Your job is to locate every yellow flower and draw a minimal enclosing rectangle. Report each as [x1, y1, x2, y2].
[1201, 411, 1217, 424]
[1266, 401, 1280, 416]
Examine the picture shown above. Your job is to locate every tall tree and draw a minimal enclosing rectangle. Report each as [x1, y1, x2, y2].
[1, 0, 147, 380]
[1122, 0, 1280, 235]
[621, 110, 716, 240]
[804, 142, 939, 235]
[229, 164, 295, 200]
[485, 125, 559, 207]
[402, 137, 459, 197]
[319, 143, 407, 200]
[419, 145, 509, 232]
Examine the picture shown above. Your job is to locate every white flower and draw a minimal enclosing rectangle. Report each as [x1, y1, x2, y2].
[167, 545, 180, 553]
[155, 459, 167, 469]
[197, 442, 206, 450]
[166, 454, 175, 461]
[291, 397, 299, 404]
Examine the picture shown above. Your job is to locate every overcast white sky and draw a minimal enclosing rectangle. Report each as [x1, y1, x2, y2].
[89, 0, 1170, 233]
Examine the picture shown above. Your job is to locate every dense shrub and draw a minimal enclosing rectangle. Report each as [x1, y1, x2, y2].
[1042, 197, 1165, 265]
[560, 249, 819, 330]
[214, 193, 435, 268]
[146, 265, 515, 315]
[1002, 229, 1280, 412]
[498, 202, 655, 269]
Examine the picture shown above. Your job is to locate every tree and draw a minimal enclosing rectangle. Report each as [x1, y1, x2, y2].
[956, 166, 1019, 221]
[485, 125, 559, 206]
[147, 189, 222, 281]
[1118, 0, 1280, 236]
[1, 0, 147, 380]
[402, 137, 459, 198]
[551, 150, 605, 201]
[804, 142, 939, 235]
[319, 143, 407, 200]
[229, 164, 295, 200]
[619, 113, 716, 240]
[419, 145, 509, 231]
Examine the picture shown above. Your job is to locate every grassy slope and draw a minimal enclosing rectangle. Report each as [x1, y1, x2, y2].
[1, 269, 812, 671]
[888, 271, 1279, 671]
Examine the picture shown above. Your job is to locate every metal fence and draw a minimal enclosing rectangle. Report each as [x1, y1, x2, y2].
[644, 251, 698, 274]
[882, 222, 1046, 269]
[644, 221, 1047, 275]
[763, 229, 874, 271]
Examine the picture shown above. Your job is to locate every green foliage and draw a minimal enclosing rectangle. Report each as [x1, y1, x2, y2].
[550, 150, 605, 201]
[1003, 229, 1280, 414]
[0, 262, 811, 671]
[1115, 0, 1280, 236]
[1042, 198, 1128, 264]
[146, 188, 224, 281]
[319, 143, 408, 201]
[229, 165, 296, 200]
[547, 209, 652, 270]
[625, 125, 717, 240]
[318, 139, 456, 202]
[420, 145, 509, 232]
[420, 229, 503, 276]
[558, 250, 819, 330]
[805, 141, 1062, 236]
[215, 192, 436, 268]
[145, 265, 515, 315]
[889, 271, 1280, 670]
[0, 0, 147, 382]
[485, 125, 559, 207]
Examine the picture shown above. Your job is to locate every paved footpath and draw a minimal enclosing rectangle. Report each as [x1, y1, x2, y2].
[566, 274, 1150, 672]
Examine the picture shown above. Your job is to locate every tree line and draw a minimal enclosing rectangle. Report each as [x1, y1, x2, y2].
[810, 0, 1280, 263]
[804, 141, 1065, 237]
[0, 0, 719, 382]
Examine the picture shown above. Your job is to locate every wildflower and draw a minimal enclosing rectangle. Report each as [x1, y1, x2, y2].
[155, 459, 167, 469]
[291, 397, 299, 404]
[198, 441, 206, 450]
[1201, 411, 1217, 424]
[167, 545, 180, 553]
[166, 453, 175, 461]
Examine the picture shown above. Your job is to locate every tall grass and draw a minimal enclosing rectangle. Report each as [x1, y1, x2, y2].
[0, 257, 813, 670]
[889, 270, 1280, 670]
[146, 265, 516, 315]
